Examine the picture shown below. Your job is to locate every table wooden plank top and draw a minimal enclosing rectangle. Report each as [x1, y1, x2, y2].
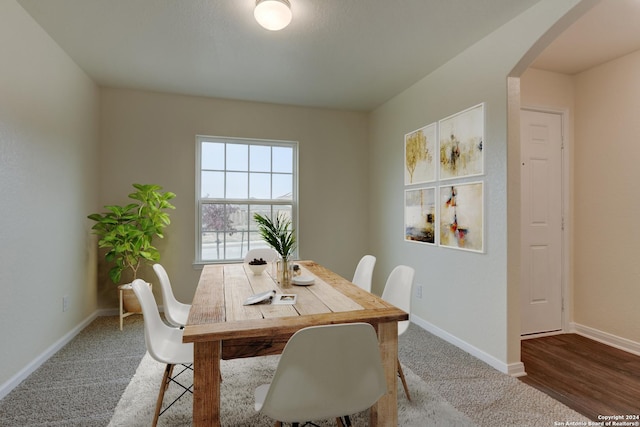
[183, 260, 407, 344]
[185, 260, 408, 427]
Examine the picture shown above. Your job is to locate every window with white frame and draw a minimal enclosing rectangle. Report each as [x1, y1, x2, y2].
[196, 136, 298, 263]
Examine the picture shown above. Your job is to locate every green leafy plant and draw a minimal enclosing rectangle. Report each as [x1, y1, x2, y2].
[87, 183, 176, 284]
[253, 213, 296, 262]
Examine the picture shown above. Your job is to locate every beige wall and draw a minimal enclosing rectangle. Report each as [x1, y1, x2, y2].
[573, 49, 640, 342]
[0, 0, 100, 388]
[0, 0, 604, 394]
[368, 0, 583, 370]
[521, 51, 640, 345]
[98, 88, 369, 306]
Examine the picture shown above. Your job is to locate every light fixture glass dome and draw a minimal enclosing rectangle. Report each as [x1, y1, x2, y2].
[254, 0, 292, 31]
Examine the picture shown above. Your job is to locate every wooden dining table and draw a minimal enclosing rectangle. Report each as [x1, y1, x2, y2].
[182, 260, 409, 426]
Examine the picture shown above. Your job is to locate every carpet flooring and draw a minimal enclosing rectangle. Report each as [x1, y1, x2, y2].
[0, 316, 146, 427]
[108, 353, 474, 426]
[0, 315, 589, 426]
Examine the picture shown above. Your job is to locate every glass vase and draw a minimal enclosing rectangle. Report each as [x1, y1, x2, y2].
[277, 258, 292, 287]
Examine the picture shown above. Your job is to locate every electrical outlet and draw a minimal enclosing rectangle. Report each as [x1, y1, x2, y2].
[415, 284, 423, 299]
[62, 295, 69, 312]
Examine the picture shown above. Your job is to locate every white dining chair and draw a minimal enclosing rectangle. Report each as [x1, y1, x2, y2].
[255, 323, 387, 427]
[351, 254, 376, 292]
[153, 264, 191, 328]
[244, 247, 279, 263]
[381, 265, 415, 401]
[131, 279, 194, 427]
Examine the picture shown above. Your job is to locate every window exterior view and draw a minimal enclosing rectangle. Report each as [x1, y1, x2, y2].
[196, 136, 298, 262]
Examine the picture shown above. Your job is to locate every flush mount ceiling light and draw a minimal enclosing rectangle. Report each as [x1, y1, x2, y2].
[254, 0, 292, 31]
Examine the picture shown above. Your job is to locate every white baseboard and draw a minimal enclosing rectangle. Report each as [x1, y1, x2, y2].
[0, 311, 101, 400]
[571, 322, 640, 356]
[410, 314, 524, 376]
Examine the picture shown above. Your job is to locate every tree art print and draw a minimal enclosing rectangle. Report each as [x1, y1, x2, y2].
[404, 123, 436, 185]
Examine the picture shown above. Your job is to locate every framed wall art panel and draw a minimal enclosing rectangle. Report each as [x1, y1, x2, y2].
[439, 103, 484, 180]
[404, 122, 437, 185]
[404, 186, 436, 245]
[439, 181, 484, 252]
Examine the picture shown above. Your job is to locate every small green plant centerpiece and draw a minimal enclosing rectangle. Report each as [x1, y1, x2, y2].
[87, 183, 176, 311]
[253, 213, 296, 286]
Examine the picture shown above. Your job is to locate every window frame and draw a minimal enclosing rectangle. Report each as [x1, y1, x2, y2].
[195, 135, 299, 265]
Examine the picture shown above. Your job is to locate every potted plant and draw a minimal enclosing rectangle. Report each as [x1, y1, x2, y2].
[88, 183, 176, 312]
[253, 213, 296, 286]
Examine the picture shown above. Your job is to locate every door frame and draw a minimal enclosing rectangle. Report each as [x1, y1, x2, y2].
[520, 106, 572, 338]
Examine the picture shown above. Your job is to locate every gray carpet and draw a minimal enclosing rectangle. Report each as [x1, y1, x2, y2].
[109, 353, 474, 426]
[0, 315, 590, 426]
[109, 355, 474, 427]
[0, 315, 147, 427]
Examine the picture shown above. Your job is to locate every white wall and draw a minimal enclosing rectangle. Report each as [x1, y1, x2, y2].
[0, 0, 100, 390]
[573, 49, 640, 343]
[368, 0, 583, 371]
[98, 88, 369, 306]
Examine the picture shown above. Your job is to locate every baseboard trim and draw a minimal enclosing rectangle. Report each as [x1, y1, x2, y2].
[0, 311, 102, 400]
[571, 322, 640, 356]
[411, 314, 522, 376]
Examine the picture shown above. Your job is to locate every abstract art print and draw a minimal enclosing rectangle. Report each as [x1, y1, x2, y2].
[404, 187, 436, 245]
[439, 182, 483, 252]
[439, 104, 484, 180]
[405, 123, 437, 185]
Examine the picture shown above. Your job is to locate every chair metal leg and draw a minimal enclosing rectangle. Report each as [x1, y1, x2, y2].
[397, 358, 411, 401]
[153, 364, 173, 427]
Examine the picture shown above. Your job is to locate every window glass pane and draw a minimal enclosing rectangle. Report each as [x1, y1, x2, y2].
[250, 145, 271, 172]
[249, 204, 272, 231]
[201, 203, 229, 261]
[201, 142, 224, 170]
[226, 172, 248, 199]
[201, 232, 223, 261]
[226, 144, 248, 171]
[274, 205, 293, 225]
[201, 203, 228, 232]
[273, 146, 293, 173]
[226, 204, 249, 260]
[272, 173, 292, 200]
[248, 232, 270, 250]
[201, 171, 224, 198]
[250, 172, 271, 199]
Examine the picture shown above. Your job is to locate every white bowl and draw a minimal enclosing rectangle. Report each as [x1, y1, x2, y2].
[248, 263, 268, 275]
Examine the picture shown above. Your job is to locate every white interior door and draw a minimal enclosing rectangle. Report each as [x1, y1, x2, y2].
[520, 109, 563, 335]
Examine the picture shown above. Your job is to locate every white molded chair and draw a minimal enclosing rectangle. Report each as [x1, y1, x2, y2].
[381, 265, 415, 401]
[153, 264, 191, 327]
[255, 323, 387, 427]
[131, 279, 194, 427]
[244, 247, 279, 263]
[351, 255, 376, 292]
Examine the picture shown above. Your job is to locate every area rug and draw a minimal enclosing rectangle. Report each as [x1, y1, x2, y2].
[108, 352, 475, 426]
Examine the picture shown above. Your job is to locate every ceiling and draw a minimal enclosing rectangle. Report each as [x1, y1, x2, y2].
[531, 0, 640, 74]
[16, 0, 640, 111]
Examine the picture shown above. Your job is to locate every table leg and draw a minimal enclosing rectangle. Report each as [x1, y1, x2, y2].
[370, 321, 398, 427]
[193, 341, 221, 426]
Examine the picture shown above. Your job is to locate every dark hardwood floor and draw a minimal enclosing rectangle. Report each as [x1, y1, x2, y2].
[520, 333, 640, 421]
